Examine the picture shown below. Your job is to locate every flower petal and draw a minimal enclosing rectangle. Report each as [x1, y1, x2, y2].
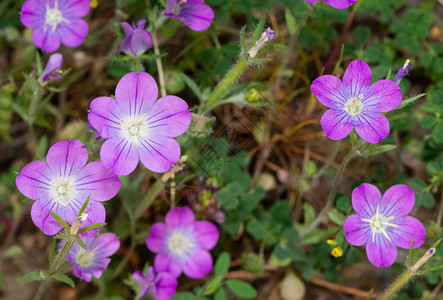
[394, 216, 426, 249]
[20, 0, 44, 28]
[156, 273, 178, 300]
[73, 265, 92, 282]
[115, 72, 159, 115]
[351, 183, 381, 219]
[31, 201, 62, 235]
[76, 161, 122, 202]
[32, 29, 61, 52]
[324, 0, 352, 9]
[146, 223, 167, 253]
[183, 249, 213, 279]
[129, 29, 152, 57]
[59, 19, 89, 48]
[138, 136, 181, 173]
[193, 221, 219, 250]
[46, 140, 88, 177]
[311, 75, 347, 109]
[366, 235, 397, 267]
[343, 214, 370, 246]
[78, 201, 106, 237]
[363, 80, 402, 113]
[93, 233, 120, 256]
[133, 271, 150, 298]
[179, 4, 214, 31]
[100, 137, 139, 176]
[320, 109, 353, 140]
[154, 253, 182, 278]
[88, 96, 122, 139]
[40, 53, 63, 81]
[146, 95, 192, 137]
[380, 184, 415, 217]
[60, 0, 90, 18]
[355, 112, 390, 144]
[343, 60, 372, 95]
[16, 161, 50, 200]
[165, 207, 195, 228]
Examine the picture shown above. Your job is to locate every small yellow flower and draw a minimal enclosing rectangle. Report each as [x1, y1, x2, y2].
[326, 239, 338, 246]
[90, 0, 99, 8]
[331, 247, 343, 258]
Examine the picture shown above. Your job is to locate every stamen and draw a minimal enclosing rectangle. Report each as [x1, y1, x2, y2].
[361, 205, 398, 242]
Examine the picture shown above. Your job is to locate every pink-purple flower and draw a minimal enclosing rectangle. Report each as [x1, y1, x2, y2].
[39, 53, 63, 82]
[66, 232, 120, 282]
[146, 207, 219, 279]
[311, 60, 402, 143]
[15, 140, 121, 236]
[132, 267, 177, 300]
[20, 0, 90, 52]
[343, 183, 426, 267]
[305, 0, 358, 9]
[88, 72, 192, 176]
[117, 20, 152, 58]
[165, 0, 214, 31]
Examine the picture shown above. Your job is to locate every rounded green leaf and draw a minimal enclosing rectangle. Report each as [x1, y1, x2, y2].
[226, 279, 257, 299]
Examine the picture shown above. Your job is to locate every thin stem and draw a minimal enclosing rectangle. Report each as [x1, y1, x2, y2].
[134, 180, 165, 219]
[300, 148, 356, 238]
[437, 185, 443, 225]
[152, 31, 166, 97]
[34, 238, 75, 300]
[378, 272, 413, 300]
[111, 214, 136, 279]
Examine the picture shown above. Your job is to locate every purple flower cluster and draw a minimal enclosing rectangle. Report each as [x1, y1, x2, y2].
[343, 184, 426, 267]
[306, 0, 358, 9]
[117, 20, 152, 58]
[133, 267, 177, 300]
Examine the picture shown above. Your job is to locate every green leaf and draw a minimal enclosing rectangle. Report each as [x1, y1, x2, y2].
[422, 192, 435, 208]
[410, 177, 426, 191]
[77, 195, 90, 218]
[77, 222, 107, 234]
[421, 115, 437, 129]
[181, 73, 203, 101]
[74, 236, 87, 249]
[240, 26, 247, 53]
[336, 196, 351, 213]
[407, 238, 416, 268]
[52, 274, 75, 287]
[49, 211, 70, 231]
[354, 26, 371, 44]
[36, 52, 42, 77]
[250, 16, 266, 49]
[49, 238, 57, 265]
[215, 288, 227, 300]
[396, 93, 426, 110]
[215, 252, 231, 278]
[303, 203, 315, 225]
[171, 292, 196, 300]
[432, 121, 443, 144]
[19, 272, 42, 282]
[428, 162, 441, 175]
[327, 209, 346, 226]
[226, 280, 257, 299]
[360, 144, 396, 157]
[204, 277, 222, 295]
[246, 219, 267, 240]
[285, 9, 297, 36]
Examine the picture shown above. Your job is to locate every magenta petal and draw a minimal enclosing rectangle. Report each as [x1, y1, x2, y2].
[394, 216, 426, 249]
[94, 233, 121, 256]
[343, 60, 372, 94]
[60, 0, 90, 18]
[351, 183, 381, 219]
[366, 236, 397, 267]
[183, 249, 213, 278]
[138, 136, 180, 173]
[88, 97, 122, 139]
[133, 271, 150, 297]
[20, 0, 42, 28]
[79, 161, 122, 201]
[320, 109, 353, 140]
[100, 138, 139, 176]
[16, 161, 50, 200]
[59, 19, 89, 48]
[115, 72, 158, 113]
[146, 223, 167, 253]
[380, 185, 415, 217]
[193, 221, 219, 250]
[311, 75, 346, 109]
[324, 0, 352, 9]
[32, 29, 61, 53]
[120, 22, 133, 35]
[136, 19, 147, 29]
[117, 35, 132, 55]
[73, 264, 92, 282]
[39, 53, 63, 81]
[130, 29, 152, 57]
[180, 4, 214, 31]
[78, 201, 106, 237]
[343, 214, 370, 246]
[46, 140, 88, 176]
[31, 201, 62, 235]
[156, 273, 178, 300]
[165, 207, 195, 228]
[363, 80, 402, 112]
[154, 253, 182, 278]
[355, 113, 389, 144]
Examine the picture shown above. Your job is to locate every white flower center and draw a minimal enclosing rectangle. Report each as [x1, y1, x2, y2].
[76, 250, 95, 267]
[362, 205, 399, 242]
[167, 230, 195, 258]
[344, 94, 364, 115]
[50, 179, 78, 207]
[120, 113, 147, 147]
[44, 0, 70, 32]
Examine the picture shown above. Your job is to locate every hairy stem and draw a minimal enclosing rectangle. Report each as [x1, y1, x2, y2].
[379, 272, 412, 300]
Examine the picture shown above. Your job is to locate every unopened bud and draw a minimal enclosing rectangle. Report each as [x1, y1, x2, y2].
[394, 59, 412, 85]
[248, 27, 275, 59]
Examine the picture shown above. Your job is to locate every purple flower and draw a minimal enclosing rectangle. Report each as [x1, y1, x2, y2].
[20, 0, 90, 52]
[16, 140, 121, 236]
[394, 60, 413, 85]
[39, 53, 63, 82]
[343, 183, 426, 267]
[87, 72, 192, 176]
[311, 60, 402, 143]
[146, 207, 219, 279]
[305, 0, 358, 9]
[117, 20, 152, 58]
[132, 267, 177, 300]
[165, 0, 214, 31]
[66, 232, 120, 282]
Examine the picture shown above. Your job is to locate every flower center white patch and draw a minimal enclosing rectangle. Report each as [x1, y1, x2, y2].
[45, 0, 70, 32]
[120, 113, 148, 148]
[362, 205, 399, 242]
[167, 230, 195, 258]
[76, 250, 95, 267]
[344, 94, 364, 115]
[50, 178, 79, 207]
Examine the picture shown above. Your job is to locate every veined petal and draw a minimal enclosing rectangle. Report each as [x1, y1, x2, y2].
[138, 136, 181, 173]
[146, 223, 167, 253]
[351, 183, 381, 219]
[355, 112, 390, 144]
[394, 216, 426, 249]
[130, 29, 152, 57]
[343, 214, 370, 246]
[193, 221, 219, 250]
[59, 0, 90, 18]
[92, 233, 121, 256]
[31, 201, 62, 235]
[133, 271, 151, 298]
[324, 0, 352, 9]
[311, 75, 347, 109]
[183, 249, 213, 278]
[32, 29, 61, 53]
[46, 140, 88, 178]
[16, 161, 51, 200]
[363, 80, 402, 113]
[320, 109, 353, 140]
[343, 61, 372, 96]
[100, 137, 139, 176]
[20, 0, 44, 28]
[78, 201, 106, 237]
[58, 19, 89, 48]
[156, 273, 178, 300]
[366, 235, 397, 267]
[165, 207, 195, 228]
[179, 4, 214, 31]
[154, 253, 182, 278]
[380, 184, 415, 217]
[88, 96, 123, 139]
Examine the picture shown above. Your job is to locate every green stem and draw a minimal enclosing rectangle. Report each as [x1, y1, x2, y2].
[437, 184, 443, 225]
[111, 214, 136, 279]
[133, 58, 141, 73]
[379, 271, 413, 300]
[134, 180, 165, 220]
[34, 238, 75, 300]
[204, 57, 248, 110]
[152, 31, 166, 97]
